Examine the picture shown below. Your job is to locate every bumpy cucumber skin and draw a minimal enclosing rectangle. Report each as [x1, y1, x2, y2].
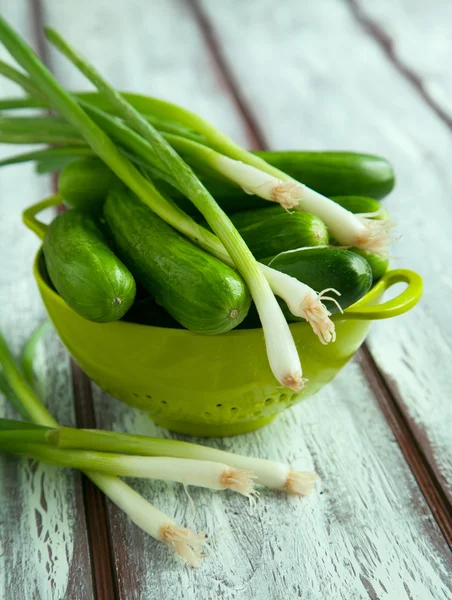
[236, 247, 372, 328]
[229, 207, 329, 259]
[58, 157, 120, 213]
[43, 210, 136, 322]
[257, 152, 395, 200]
[104, 189, 251, 334]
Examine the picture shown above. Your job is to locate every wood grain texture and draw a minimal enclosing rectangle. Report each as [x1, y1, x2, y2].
[39, 0, 452, 598]
[198, 0, 452, 509]
[0, 3, 94, 599]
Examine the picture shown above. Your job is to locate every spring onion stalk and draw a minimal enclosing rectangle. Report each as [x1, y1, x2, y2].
[0, 60, 45, 99]
[0, 328, 207, 565]
[0, 145, 94, 168]
[50, 426, 318, 496]
[44, 27, 306, 389]
[20, 319, 52, 385]
[259, 264, 336, 344]
[0, 115, 85, 145]
[161, 133, 300, 209]
[0, 439, 255, 497]
[0, 329, 57, 427]
[0, 91, 206, 143]
[0, 96, 45, 110]
[84, 472, 207, 567]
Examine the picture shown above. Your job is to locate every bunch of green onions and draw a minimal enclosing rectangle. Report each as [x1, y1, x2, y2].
[0, 324, 319, 566]
[0, 18, 395, 385]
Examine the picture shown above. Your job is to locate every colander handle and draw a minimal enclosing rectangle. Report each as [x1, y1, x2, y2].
[22, 195, 61, 240]
[343, 268, 423, 320]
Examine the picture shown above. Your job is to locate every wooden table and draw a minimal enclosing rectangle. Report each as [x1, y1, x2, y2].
[1, 1, 451, 598]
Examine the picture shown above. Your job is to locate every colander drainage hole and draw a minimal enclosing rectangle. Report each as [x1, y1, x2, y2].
[265, 397, 274, 405]
[216, 404, 223, 408]
[280, 393, 288, 402]
[161, 400, 167, 405]
[230, 407, 238, 412]
[146, 394, 152, 399]
[204, 412, 212, 417]
[133, 392, 139, 398]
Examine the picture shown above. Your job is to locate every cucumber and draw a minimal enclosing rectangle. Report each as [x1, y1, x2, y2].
[228, 207, 329, 259]
[331, 195, 389, 219]
[43, 210, 136, 322]
[104, 189, 251, 334]
[350, 248, 388, 283]
[121, 287, 182, 329]
[240, 248, 372, 328]
[255, 152, 394, 200]
[58, 157, 120, 213]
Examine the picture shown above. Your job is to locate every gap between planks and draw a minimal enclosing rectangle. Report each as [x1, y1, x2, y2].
[29, 1, 119, 597]
[186, 0, 452, 548]
[346, 0, 452, 133]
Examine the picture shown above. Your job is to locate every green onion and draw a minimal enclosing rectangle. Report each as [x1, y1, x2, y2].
[0, 115, 85, 145]
[0, 437, 255, 497]
[50, 426, 318, 495]
[0, 146, 94, 168]
[0, 328, 57, 426]
[0, 60, 44, 99]
[0, 325, 207, 566]
[20, 319, 52, 386]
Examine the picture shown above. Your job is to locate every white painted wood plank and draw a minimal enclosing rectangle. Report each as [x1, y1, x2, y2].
[199, 0, 452, 502]
[40, 1, 452, 599]
[0, 3, 94, 599]
[355, 0, 452, 120]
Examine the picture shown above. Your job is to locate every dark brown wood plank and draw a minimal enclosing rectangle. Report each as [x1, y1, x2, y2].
[30, 2, 118, 597]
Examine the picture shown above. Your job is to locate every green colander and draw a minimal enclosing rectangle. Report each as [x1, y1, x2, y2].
[25, 199, 423, 437]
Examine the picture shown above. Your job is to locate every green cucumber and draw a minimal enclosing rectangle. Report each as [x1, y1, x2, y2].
[240, 248, 372, 328]
[255, 152, 395, 200]
[58, 157, 120, 213]
[121, 287, 182, 328]
[228, 207, 329, 259]
[43, 210, 136, 322]
[350, 248, 388, 283]
[104, 189, 251, 334]
[331, 195, 388, 219]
